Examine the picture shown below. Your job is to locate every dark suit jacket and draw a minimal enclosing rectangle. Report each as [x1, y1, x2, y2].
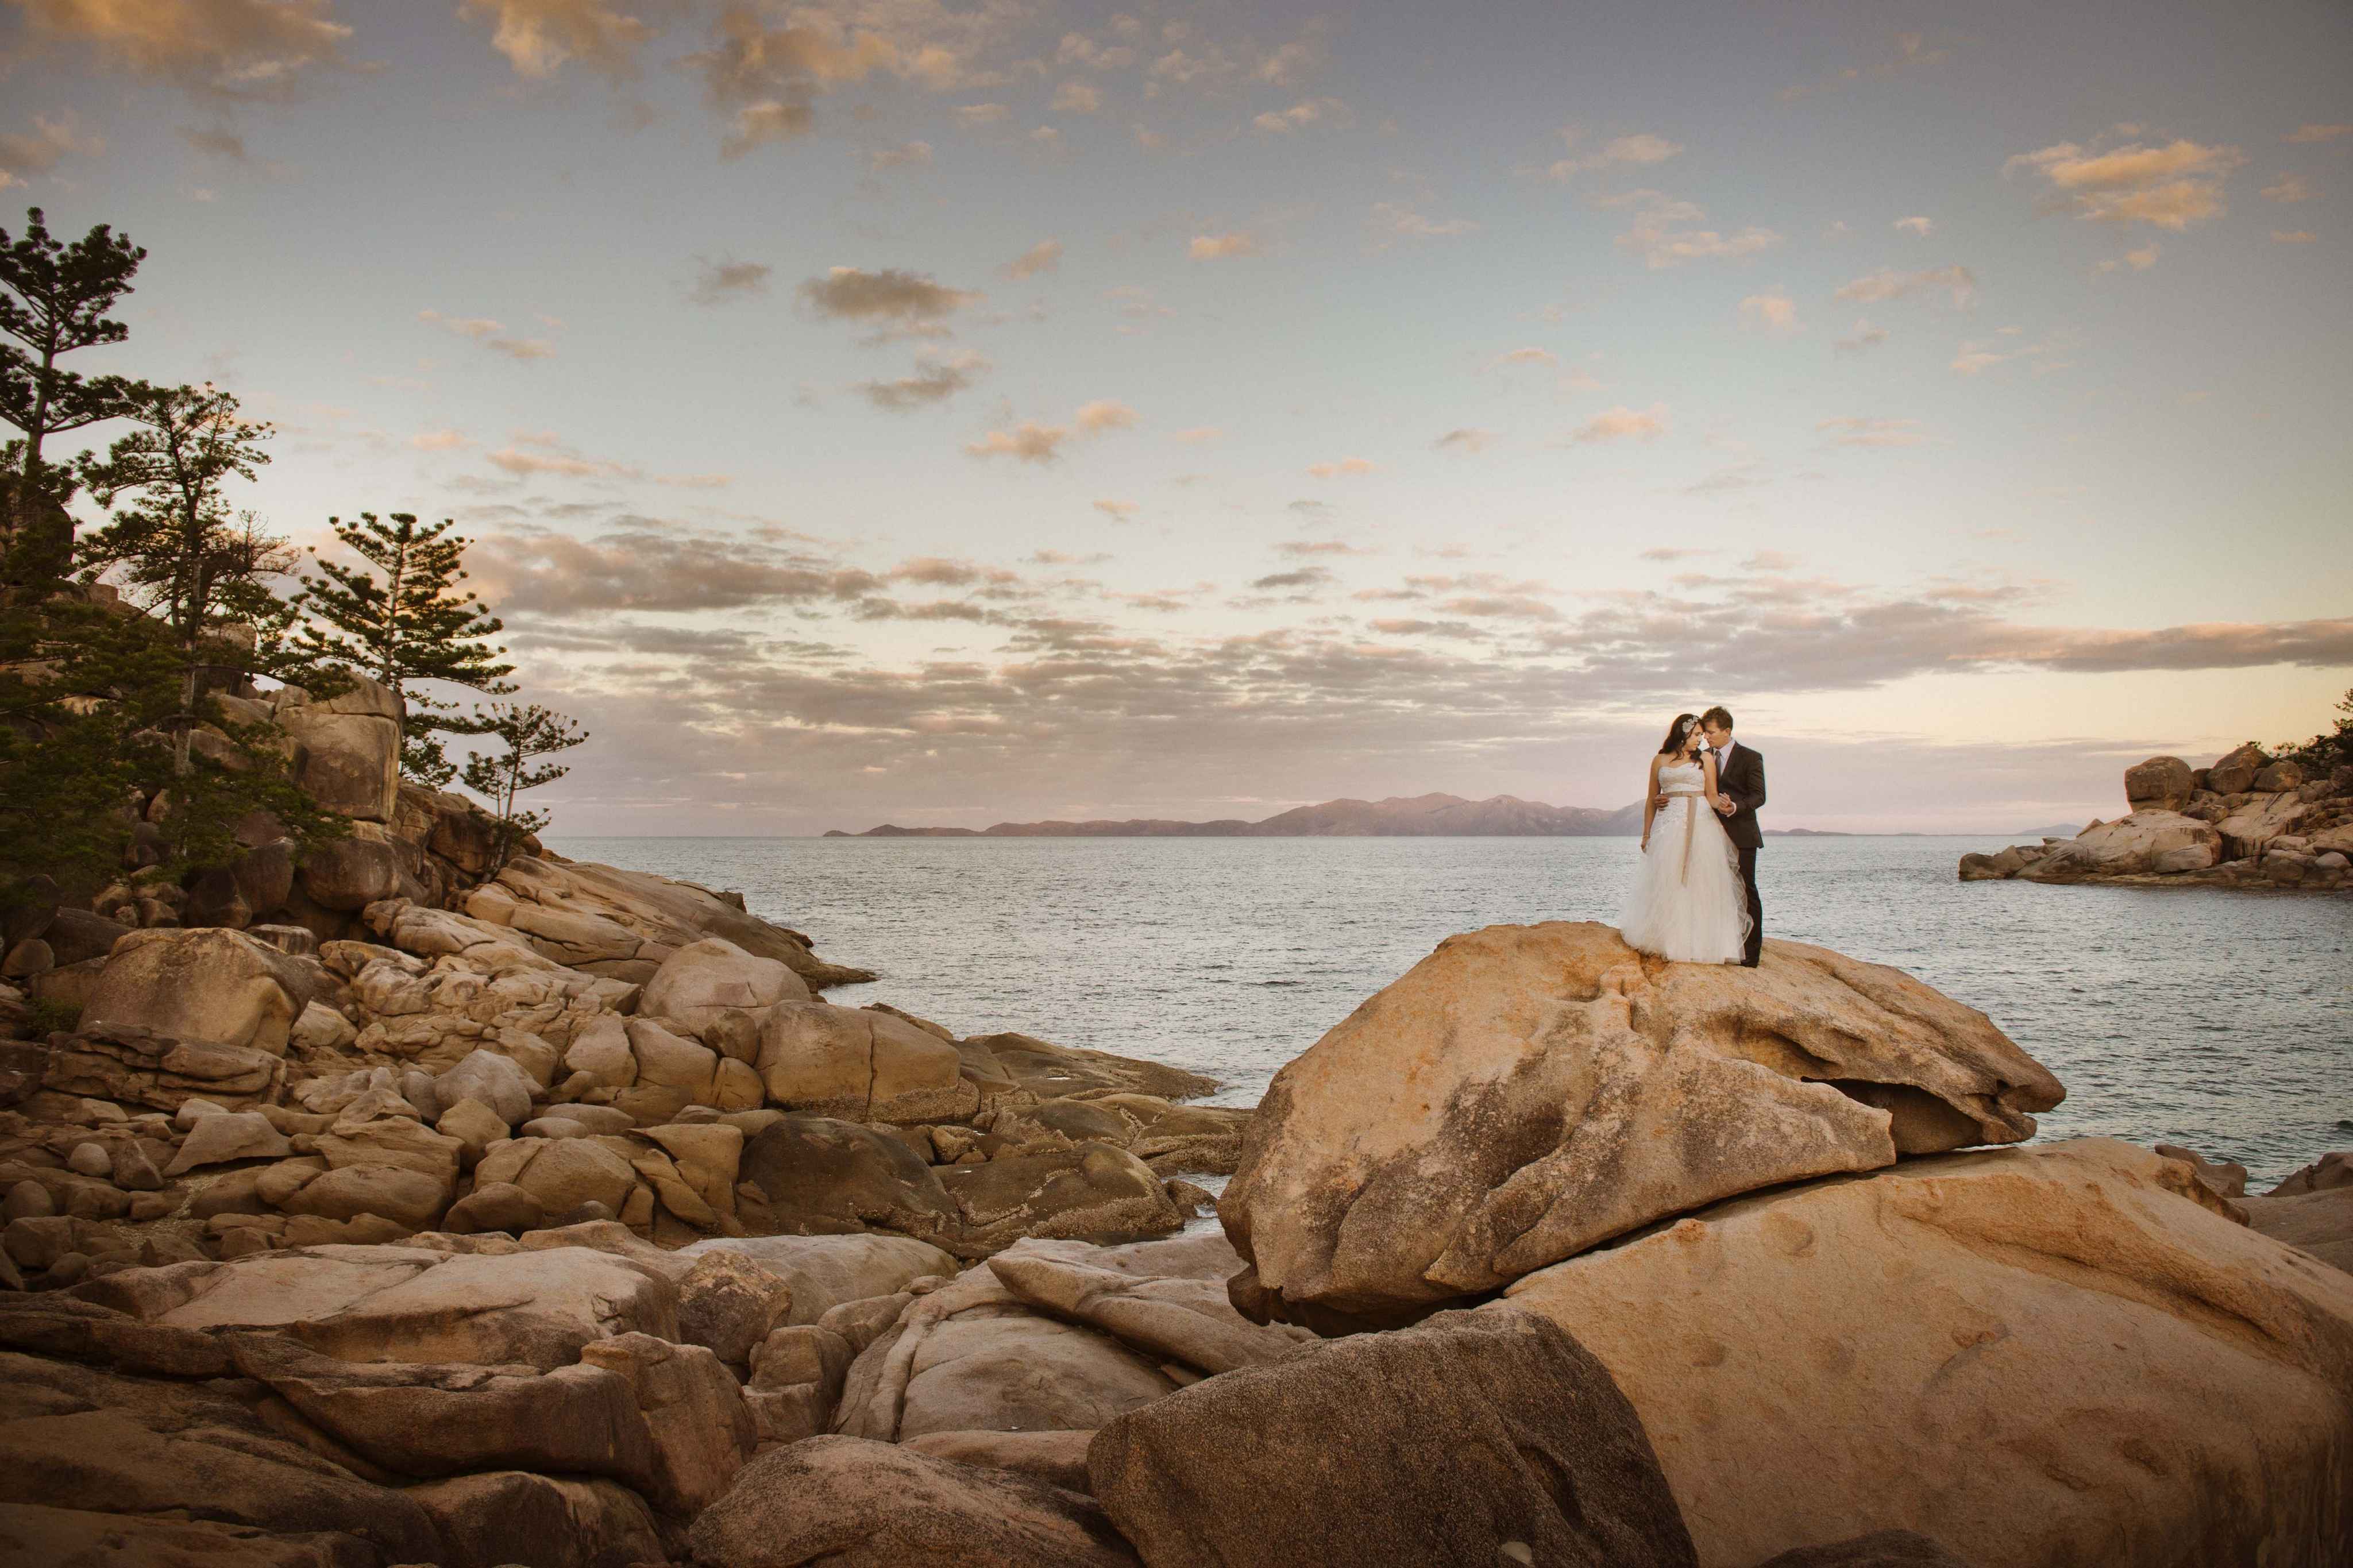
[1714, 742, 1766, 850]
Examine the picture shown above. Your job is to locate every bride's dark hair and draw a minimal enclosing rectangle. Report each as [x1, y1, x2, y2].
[1656, 712, 1699, 756]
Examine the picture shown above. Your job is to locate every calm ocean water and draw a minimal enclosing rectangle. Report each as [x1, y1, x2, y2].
[550, 835, 2353, 1189]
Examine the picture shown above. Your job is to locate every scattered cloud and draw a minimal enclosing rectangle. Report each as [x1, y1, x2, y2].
[1545, 130, 1682, 180]
[1834, 320, 1888, 354]
[2004, 134, 2245, 229]
[1833, 264, 1975, 306]
[1189, 231, 1260, 260]
[460, 0, 647, 80]
[410, 429, 470, 451]
[13, 0, 354, 98]
[1893, 215, 1934, 235]
[1573, 404, 1668, 443]
[2096, 241, 2161, 273]
[2271, 229, 2316, 244]
[2285, 124, 2352, 144]
[1738, 288, 1800, 333]
[1278, 539, 1370, 557]
[1434, 428, 1496, 453]
[1074, 400, 1139, 432]
[1599, 189, 1780, 268]
[870, 140, 932, 169]
[1306, 457, 1376, 478]
[1093, 499, 1139, 522]
[1001, 238, 1062, 279]
[418, 308, 554, 361]
[1249, 567, 1334, 593]
[1052, 80, 1102, 114]
[2260, 172, 2312, 203]
[799, 266, 981, 333]
[176, 124, 246, 160]
[1253, 97, 1349, 134]
[1370, 202, 1476, 242]
[1491, 346, 1558, 369]
[1781, 32, 1951, 102]
[955, 103, 1009, 127]
[689, 257, 773, 306]
[966, 421, 1070, 464]
[0, 113, 103, 179]
[1817, 416, 1926, 447]
[854, 352, 988, 411]
[1172, 426, 1222, 443]
[722, 100, 815, 159]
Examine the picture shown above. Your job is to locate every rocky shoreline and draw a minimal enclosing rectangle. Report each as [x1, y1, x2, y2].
[2, 682, 2351, 1566]
[1959, 743, 2353, 889]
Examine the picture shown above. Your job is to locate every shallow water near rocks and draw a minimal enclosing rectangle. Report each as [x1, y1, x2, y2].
[552, 835, 2353, 1189]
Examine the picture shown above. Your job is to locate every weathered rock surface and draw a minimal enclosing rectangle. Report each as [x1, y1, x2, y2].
[687, 1434, 1141, 1568]
[642, 937, 811, 1038]
[276, 675, 403, 823]
[678, 1231, 962, 1325]
[1089, 1308, 1696, 1568]
[755, 1001, 977, 1123]
[741, 1114, 966, 1248]
[80, 928, 313, 1055]
[489, 856, 873, 988]
[1222, 921, 2064, 1326]
[404, 1470, 666, 1568]
[1496, 1139, 2353, 1568]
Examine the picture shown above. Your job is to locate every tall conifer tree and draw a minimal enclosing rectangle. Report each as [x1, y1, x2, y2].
[0, 207, 144, 584]
[460, 702, 585, 871]
[294, 512, 515, 787]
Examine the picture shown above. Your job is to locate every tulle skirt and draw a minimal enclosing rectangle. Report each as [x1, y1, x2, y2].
[1621, 797, 1751, 963]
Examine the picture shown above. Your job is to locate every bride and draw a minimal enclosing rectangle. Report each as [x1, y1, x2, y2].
[1621, 712, 1752, 964]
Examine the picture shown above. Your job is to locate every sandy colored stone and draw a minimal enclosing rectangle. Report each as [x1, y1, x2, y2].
[80, 928, 313, 1055]
[755, 1001, 978, 1123]
[1088, 1308, 1693, 1568]
[642, 937, 811, 1039]
[645, 1122, 743, 1218]
[686, 1435, 1139, 1568]
[902, 1428, 1097, 1493]
[1748, 1534, 1976, 1568]
[277, 675, 401, 822]
[2123, 755, 2196, 813]
[434, 1047, 537, 1126]
[942, 1143, 1186, 1253]
[681, 1230, 961, 1326]
[443, 1181, 546, 1235]
[1222, 922, 2065, 1327]
[0, 1502, 376, 1568]
[2240, 1186, 2353, 1274]
[989, 1243, 1315, 1376]
[0, 1350, 440, 1561]
[436, 1096, 510, 1164]
[738, 1114, 966, 1250]
[404, 1470, 665, 1568]
[1495, 1139, 2353, 1568]
[577, 1331, 755, 1515]
[2063, 810, 2220, 875]
[276, 1163, 450, 1230]
[313, 1116, 464, 1183]
[288, 1001, 356, 1054]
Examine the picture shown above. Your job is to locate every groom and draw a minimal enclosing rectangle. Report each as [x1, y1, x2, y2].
[1699, 706, 1765, 966]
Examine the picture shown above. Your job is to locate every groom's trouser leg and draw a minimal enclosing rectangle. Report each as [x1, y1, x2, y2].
[1738, 847, 1762, 966]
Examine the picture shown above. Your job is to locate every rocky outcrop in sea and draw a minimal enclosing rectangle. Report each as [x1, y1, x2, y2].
[1958, 744, 2353, 889]
[4, 677, 2350, 1566]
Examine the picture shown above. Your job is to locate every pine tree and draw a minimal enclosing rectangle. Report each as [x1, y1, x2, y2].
[75, 384, 339, 774]
[294, 512, 515, 787]
[0, 207, 144, 586]
[460, 702, 587, 872]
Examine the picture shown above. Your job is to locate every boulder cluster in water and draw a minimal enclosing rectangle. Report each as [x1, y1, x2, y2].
[1959, 744, 2353, 889]
[1, 691, 2350, 1566]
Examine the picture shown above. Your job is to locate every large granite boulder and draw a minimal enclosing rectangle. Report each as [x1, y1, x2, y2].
[1495, 1140, 2353, 1567]
[754, 1001, 977, 1123]
[294, 829, 407, 913]
[677, 1231, 962, 1325]
[121, 1245, 678, 1369]
[2217, 791, 2311, 860]
[1087, 1308, 1695, 1568]
[79, 928, 314, 1055]
[2122, 755, 2196, 813]
[940, 1142, 1185, 1252]
[687, 1435, 1140, 1567]
[741, 1114, 965, 1249]
[2207, 741, 2269, 795]
[0, 1349, 440, 1561]
[1221, 922, 2064, 1327]
[489, 856, 873, 987]
[2059, 810, 2219, 875]
[404, 1471, 664, 1568]
[642, 937, 811, 1038]
[276, 675, 402, 824]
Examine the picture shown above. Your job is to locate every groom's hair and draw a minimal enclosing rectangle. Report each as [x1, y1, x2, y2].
[1700, 706, 1734, 731]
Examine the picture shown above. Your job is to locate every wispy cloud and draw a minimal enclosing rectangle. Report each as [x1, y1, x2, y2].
[1189, 231, 1261, 260]
[1573, 404, 1668, 443]
[1599, 190, 1780, 268]
[2005, 134, 2244, 229]
[418, 308, 555, 361]
[689, 257, 773, 306]
[1833, 264, 1975, 306]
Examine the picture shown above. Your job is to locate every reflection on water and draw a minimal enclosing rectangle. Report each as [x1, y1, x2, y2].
[551, 835, 2353, 1188]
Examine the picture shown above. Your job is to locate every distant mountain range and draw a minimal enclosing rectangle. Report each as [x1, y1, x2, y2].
[823, 791, 1892, 839]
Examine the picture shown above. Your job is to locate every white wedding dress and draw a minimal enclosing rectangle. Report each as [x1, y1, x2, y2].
[1621, 759, 1752, 963]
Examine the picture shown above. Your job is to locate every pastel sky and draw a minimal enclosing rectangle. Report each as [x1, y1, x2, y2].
[6, 0, 2349, 833]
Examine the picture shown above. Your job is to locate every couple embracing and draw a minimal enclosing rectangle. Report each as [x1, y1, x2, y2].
[1622, 706, 1766, 967]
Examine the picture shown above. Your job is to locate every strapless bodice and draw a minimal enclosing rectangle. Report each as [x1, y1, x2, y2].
[1658, 761, 1704, 792]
